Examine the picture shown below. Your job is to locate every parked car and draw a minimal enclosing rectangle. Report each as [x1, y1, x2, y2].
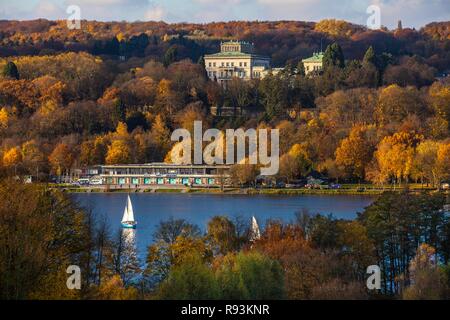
[77, 178, 90, 186]
[329, 183, 341, 189]
[89, 178, 103, 185]
[305, 183, 321, 189]
[276, 182, 286, 188]
[286, 183, 303, 188]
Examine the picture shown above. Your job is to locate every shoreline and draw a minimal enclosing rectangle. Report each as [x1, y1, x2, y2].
[58, 185, 443, 196]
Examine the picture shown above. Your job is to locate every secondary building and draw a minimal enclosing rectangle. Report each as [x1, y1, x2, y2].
[204, 40, 272, 85]
[97, 163, 231, 187]
[302, 52, 324, 75]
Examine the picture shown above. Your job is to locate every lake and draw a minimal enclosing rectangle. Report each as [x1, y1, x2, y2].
[72, 193, 377, 262]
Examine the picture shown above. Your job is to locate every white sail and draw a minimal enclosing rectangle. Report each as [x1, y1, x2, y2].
[126, 195, 135, 222]
[121, 205, 128, 223]
[250, 216, 261, 241]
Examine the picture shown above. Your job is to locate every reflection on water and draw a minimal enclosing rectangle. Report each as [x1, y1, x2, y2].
[122, 228, 136, 248]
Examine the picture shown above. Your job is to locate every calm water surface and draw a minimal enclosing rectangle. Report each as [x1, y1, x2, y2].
[73, 193, 376, 261]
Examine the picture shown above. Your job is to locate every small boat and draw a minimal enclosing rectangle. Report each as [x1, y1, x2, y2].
[121, 195, 137, 229]
[250, 216, 261, 241]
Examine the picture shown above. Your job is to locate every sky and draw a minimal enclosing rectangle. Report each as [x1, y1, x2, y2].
[0, 0, 449, 29]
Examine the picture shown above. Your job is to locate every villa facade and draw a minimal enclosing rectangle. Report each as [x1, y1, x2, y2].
[204, 41, 273, 85]
[302, 52, 324, 75]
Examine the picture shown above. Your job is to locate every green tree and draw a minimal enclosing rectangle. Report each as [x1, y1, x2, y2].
[337, 221, 376, 280]
[296, 61, 306, 76]
[323, 43, 345, 69]
[0, 180, 88, 299]
[2, 61, 19, 80]
[158, 253, 219, 299]
[145, 219, 206, 287]
[217, 251, 285, 299]
[163, 46, 178, 67]
[114, 98, 126, 123]
[359, 192, 448, 295]
[363, 46, 376, 66]
[207, 216, 238, 256]
[258, 73, 291, 119]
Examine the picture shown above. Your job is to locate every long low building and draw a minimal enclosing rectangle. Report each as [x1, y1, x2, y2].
[97, 163, 231, 187]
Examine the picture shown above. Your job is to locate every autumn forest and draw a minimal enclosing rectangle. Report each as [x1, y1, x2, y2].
[0, 18, 449, 301]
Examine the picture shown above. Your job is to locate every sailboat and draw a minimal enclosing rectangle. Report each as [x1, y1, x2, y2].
[121, 195, 137, 229]
[250, 216, 261, 242]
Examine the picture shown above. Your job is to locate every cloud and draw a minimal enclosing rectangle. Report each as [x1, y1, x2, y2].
[0, 0, 447, 27]
[0, 0, 65, 20]
[144, 4, 166, 21]
[66, 0, 150, 21]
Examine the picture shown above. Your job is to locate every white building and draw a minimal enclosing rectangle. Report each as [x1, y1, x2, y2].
[302, 52, 324, 76]
[204, 41, 272, 85]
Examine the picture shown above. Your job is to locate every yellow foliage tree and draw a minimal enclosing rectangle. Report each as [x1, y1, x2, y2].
[2, 147, 22, 167]
[279, 143, 312, 183]
[21, 140, 44, 168]
[0, 107, 9, 129]
[436, 142, 450, 183]
[48, 143, 74, 176]
[335, 125, 376, 180]
[314, 19, 359, 37]
[375, 85, 423, 125]
[48, 143, 73, 175]
[106, 140, 131, 165]
[374, 132, 422, 185]
[151, 114, 171, 159]
[412, 140, 439, 186]
[115, 121, 129, 138]
[429, 82, 450, 124]
[94, 275, 138, 300]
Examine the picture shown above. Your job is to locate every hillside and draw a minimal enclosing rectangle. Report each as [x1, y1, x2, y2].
[0, 19, 449, 69]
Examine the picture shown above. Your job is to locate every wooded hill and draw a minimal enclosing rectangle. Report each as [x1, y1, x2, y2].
[0, 19, 449, 70]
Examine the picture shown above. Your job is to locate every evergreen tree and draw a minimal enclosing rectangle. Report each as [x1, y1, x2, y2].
[363, 46, 377, 66]
[114, 98, 126, 123]
[163, 46, 177, 67]
[323, 43, 345, 69]
[296, 61, 306, 77]
[2, 61, 19, 80]
[197, 56, 205, 67]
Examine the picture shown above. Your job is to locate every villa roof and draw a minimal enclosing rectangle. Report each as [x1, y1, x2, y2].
[221, 40, 253, 45]
[204, 52, 269, 59]
[302, 52, 324, 63]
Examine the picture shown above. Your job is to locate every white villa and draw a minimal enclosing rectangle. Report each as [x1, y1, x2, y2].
[204, 41, 280, 85]
[302, 52, 324, 75]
